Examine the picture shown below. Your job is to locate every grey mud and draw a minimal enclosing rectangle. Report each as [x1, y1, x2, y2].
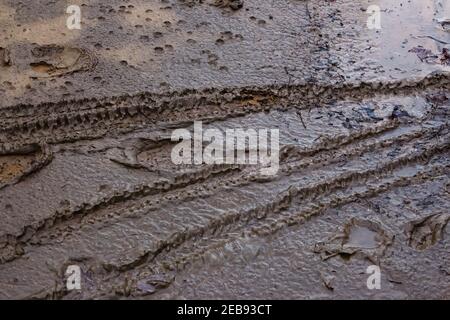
[0, 0, 449, 299]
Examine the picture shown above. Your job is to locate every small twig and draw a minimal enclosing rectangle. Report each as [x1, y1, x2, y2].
[417, 35, 450, 45]
[297, 110, 307, 129]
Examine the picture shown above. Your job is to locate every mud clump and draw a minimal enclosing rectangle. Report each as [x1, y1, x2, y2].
[213, 0, 244, 10]
[406, 213, 450, 250]
[178, 0, 244, 10]
[0, 47, 11, 67]
[426, 92, 449, 106]
[135, 273, 175, 296]
[437, 17, 450, 31]
[409, 46, 450, 66]
[440, 48, 450, 65]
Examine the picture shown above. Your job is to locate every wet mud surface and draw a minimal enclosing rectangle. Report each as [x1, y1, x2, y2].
[0, 0, 449, 299]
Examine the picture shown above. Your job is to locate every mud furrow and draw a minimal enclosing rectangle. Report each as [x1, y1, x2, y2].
[2, 72, 445, 121]
[1, 119, 441, 263]
[4, 120, 448, 262]
[136, 165, 448, 286]
[1, 73, 449, 151]
[95, 138, 450, 274]
[0, 117, 398, 247]
[0, 164, 241, 263]
[44, 162, 448, 299]
[2, 0, 449, 301]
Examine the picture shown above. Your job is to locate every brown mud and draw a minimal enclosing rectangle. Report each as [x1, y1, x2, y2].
[0, 0, 449, 299]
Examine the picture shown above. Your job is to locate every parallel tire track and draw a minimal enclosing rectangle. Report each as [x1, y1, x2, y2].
[0, 73, 449, 152]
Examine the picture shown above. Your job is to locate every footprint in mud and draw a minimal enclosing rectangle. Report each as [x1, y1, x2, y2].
[0, 145, 52, 189]
[313, 219, 393, 262]
[405, 213, 450, 251]
[29, 44, 97, 78]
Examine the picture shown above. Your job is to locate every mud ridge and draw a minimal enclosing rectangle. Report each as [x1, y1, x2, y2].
[41, 163, 448, 299]
[1, 72, 449, 150]
[96, 139, 449, 274]
[146, 166, 445, 282]
[0, 164, 241, 263]
[3, 119, 447, 266]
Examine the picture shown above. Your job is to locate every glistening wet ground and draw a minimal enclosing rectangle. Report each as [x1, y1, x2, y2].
[0, 0, 449, 299]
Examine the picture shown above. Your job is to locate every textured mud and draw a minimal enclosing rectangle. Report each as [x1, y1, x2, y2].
[0, 0, 449, 299]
